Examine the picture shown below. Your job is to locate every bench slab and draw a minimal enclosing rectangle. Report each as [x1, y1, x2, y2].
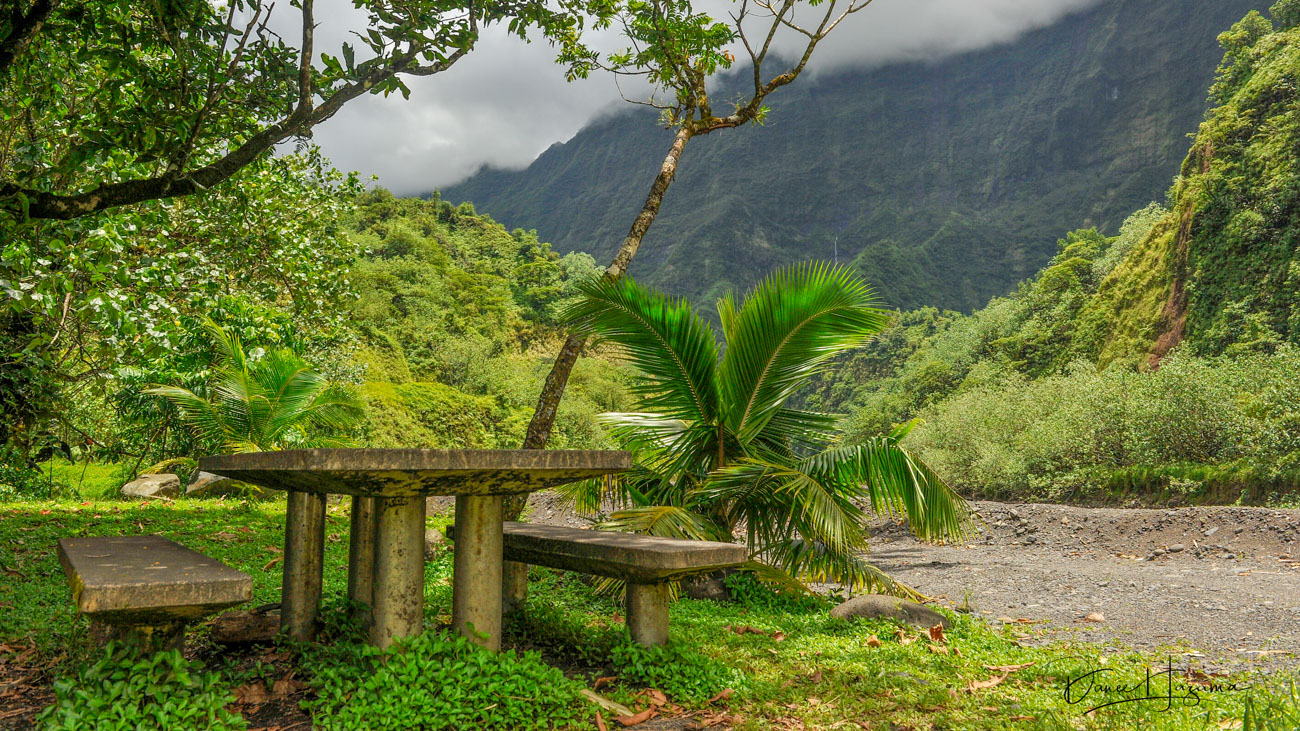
[476, 522, 747, 584]
[57, 535, 252, 624]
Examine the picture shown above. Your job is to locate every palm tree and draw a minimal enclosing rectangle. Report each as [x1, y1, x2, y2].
[560, 262, 972, 595]
[145, 320, 364, 453]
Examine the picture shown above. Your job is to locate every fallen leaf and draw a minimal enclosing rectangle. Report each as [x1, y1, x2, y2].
[615, 708, 656, 727]
[895, 627, 916, 646]
[772, 630, 786, 642]
[1218, 719, 1243, 729]
[967, 672, 1009, 691]
[984, 662, 1035, 673]
[212, 532, 240, 542]
[1080, 612, 1106, 623]
[593, 676, 617, 691]
[726, 625, 765, 636]
[263, 556, 283, 571]
[927, 644, 948, 655]
[865, 635, 881, 648]
[928, 624, 947, 644]
[644, 689, 667, 707]
[706, 688, 734, 705]
[595, 711, 608, 731]
[808, 697, 822, 707]
[808, 670, 823, 684]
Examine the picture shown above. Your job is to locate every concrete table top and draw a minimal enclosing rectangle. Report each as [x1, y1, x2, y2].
[199, 449, 631, 497]
[57, 535, 252, 623]
[457, 522, 750, 583]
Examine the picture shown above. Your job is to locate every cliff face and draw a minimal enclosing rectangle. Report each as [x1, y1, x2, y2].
[445, 0, 1265, 313]
[1083, 8, 1300, 363]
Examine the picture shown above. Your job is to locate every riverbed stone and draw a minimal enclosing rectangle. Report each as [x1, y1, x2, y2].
[829, 594, 951, 629]
[120, 474, 181, 499]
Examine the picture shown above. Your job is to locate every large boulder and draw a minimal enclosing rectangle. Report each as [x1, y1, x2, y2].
[120, 473, 181, 499]
[829, 594, 951, 629]
[186, 471, 268, 499]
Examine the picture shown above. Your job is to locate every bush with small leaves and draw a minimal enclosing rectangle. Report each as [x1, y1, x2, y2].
[609, 640, 741, 705]
[302, 630, 589, 730]
[36, 644, 245, 731]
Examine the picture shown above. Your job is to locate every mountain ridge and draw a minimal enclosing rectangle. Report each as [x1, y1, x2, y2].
[445, 0, 1268, 312]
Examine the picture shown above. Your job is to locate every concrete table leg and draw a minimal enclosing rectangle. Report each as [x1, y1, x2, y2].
[452, 494, 503, 651]
[626, 583, 670, 646]
[347, 496, 378, 626]
[282, 490, 326, 641]
[502, 560, 528, 617]
[89, 620, 187, 653]
[370, 496, 426, 649]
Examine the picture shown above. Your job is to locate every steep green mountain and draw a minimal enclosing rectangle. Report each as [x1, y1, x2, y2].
[818, 7, 1300, 503]
[445, 0, 1267, 313]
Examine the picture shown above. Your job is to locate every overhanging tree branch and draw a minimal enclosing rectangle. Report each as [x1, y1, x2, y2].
[0, 0, 59, 78]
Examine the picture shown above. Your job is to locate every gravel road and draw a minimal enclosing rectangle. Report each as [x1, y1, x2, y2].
[866, 501, 1300, 668]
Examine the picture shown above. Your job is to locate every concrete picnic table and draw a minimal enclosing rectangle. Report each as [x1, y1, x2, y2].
[199, 449, 630, 650]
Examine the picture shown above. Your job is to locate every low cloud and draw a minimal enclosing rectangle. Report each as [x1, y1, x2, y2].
[305, 0, 1105, 193]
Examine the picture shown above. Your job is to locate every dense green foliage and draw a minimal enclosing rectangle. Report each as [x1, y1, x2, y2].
[562, 264, 970, 592]
[146, 321, 364, 454]
[302, 631, 590, 730]
[447, 0, 1266, 313]
[347, 190, 628, 451]
[608, 640, 739, 704]
[37, 645, 245, 731]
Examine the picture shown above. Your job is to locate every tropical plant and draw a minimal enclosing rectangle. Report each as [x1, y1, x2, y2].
[560, 262, 972, 594]
[145, 321, 363, 454]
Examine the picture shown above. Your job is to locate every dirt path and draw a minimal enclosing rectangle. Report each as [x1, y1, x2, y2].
[865, 501, 1300, 668]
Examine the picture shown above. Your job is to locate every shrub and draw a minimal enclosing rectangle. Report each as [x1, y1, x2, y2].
[36, 644, 245, 731]
[302, 630, 590, 730]
[609, 640, 740, 705]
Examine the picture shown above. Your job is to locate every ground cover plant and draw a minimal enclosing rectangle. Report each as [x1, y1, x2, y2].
[1, 497, 1296, 729]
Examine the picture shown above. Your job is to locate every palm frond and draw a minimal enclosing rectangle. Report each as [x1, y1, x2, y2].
[143, 384, 226, 446]
[718, 262, 888, 444]
[563, 276, 720, 425]
[754, 407, 844, 454]
[598, 505, 732, 542]
[705, 457, 867, 554]
[805, 439, 973, 543]
[758, 538, 923, 600]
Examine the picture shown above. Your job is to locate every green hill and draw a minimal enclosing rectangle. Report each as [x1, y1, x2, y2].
[445, 0, 1267, 313]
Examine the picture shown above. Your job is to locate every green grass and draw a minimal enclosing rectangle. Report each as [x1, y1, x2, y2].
[35, 459, 131, 500]
[2, 497, 1297, 729]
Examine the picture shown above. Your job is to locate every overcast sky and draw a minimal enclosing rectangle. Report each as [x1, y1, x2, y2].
[305, 0, 1104, 194]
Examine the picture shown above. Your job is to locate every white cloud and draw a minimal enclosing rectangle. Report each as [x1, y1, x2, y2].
[303, 0, 1105, 193]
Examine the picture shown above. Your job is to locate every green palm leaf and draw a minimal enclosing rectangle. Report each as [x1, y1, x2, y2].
[564, 276, 720, 425]
[598, 505, 731, 542]
[718, 262, 888, 443]
[757, 538, 922, 599]
[805, 439, 973, 543]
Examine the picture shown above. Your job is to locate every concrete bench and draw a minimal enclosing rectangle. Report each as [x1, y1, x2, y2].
[449, 522, 747, 645]
[57, 535, 252, 651]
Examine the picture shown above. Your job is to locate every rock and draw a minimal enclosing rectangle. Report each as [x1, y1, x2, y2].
[1167, 543, 1185, 553]
[120, 473, 181, 499]
[185, 471, 268, 499]
[425, 528, 445, 559]
[829, 595, 950, 629]
[683, 572, 731, 601]
[1204, 526, 1219, 538]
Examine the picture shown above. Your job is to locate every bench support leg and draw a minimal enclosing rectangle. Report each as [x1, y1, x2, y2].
[282, 490, 326, 641]
[502, 560, 528, 617]
[626, 582, 670, 646]
[371, 496, 426, 649]
[452, 494, 503, 651]
[347, 496, 378, 627]
[90, 620, 186, 653]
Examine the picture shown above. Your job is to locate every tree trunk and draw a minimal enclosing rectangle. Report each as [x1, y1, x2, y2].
[507, 125, 692, 520]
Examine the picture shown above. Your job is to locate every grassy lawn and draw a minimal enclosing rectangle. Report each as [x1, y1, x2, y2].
[2, 497, 1297, 729]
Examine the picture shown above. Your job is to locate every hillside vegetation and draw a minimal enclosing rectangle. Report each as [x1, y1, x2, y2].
[345, 191, 630, 451]
[445, 0, 1265, 313]
[820, 5, 1300, 505]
